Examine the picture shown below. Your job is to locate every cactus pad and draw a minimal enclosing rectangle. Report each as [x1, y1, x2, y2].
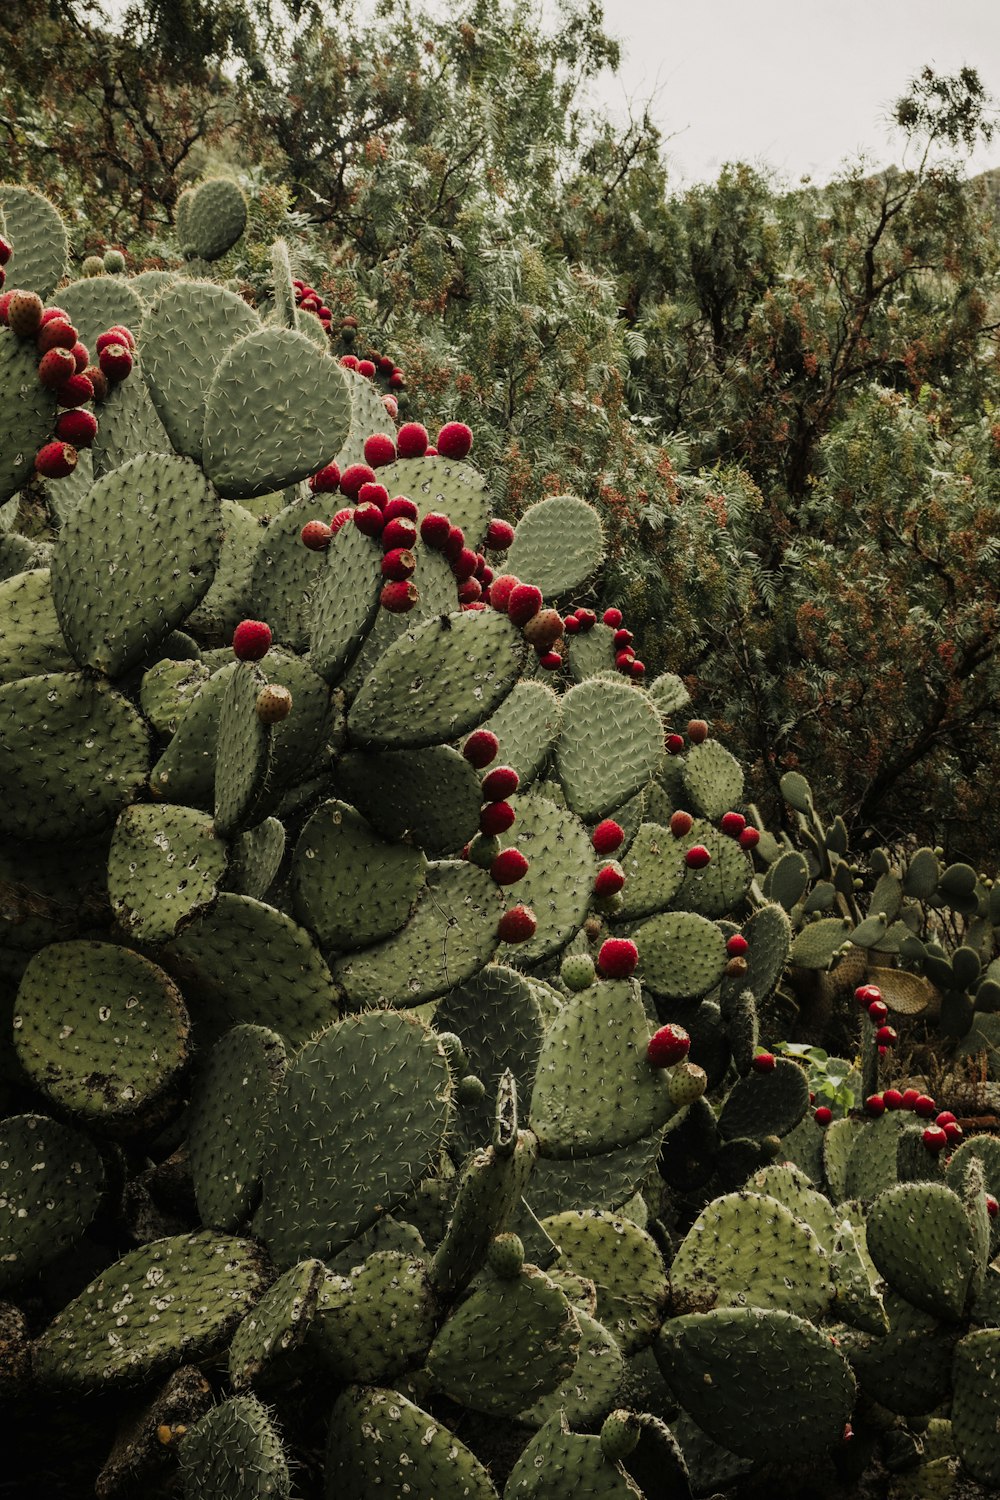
[0, 1114, 105, 1291]
[433, 965, 544, 1149]
[214, 661, 271, 836]
[517, 1309, 625, 1429]
[0, 330, 58, 502]
[178, 1394, 291, 1500]
[187, 1024, 287, 1231]
[0, 185, 67, 297]
[311, 1252, 438, 1383]
[108, 803, 228, 944]
[14, 940, 189, 1125]
[324, 1387, 498, 1500]
[952, 1329, 1000, 1485]
[32, 1232, 272, 1389]
[556, 677, 664, 821]
[292, 798, 427, 951]
[634, 909, 727, 1001]
[866, 1181, 981, 1320]
[227, 1257, 325, 1394]
[184, 177, 248, 260]
[474, 679, 563, 788]
[333, 367, 397, 470]
[57, 273, 145, 354]
[335, 744, 481, 856]
[505, 494, 605, 597]
[566, 621, 616, 681]
[0, 568, 74, 682]
[541, 1209, 668, 1355]
[505, 1412, 643, 1498]
[717, 1056, 810, 1140]
[498, 791, 597, 964]
[308, 517, 382, 682]
[617, 823, 687, 920]
[377, 454, 492, 545]
[681, 738, 744, 820]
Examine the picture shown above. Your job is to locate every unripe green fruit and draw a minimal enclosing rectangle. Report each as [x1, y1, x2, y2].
[436, 1032, 468, 1074]
[594, 890, 625, 916]
[467, 833, 501, 870]
[103, 249, 126, 273]
[456, 1074, 486, 1107]
[81, 255, 105, 277]
[487, 1233, 524, 1279]
[668, 1061, 708, 1106]
[560, 952, 597, 992]
[600, 1410, 641, 1461]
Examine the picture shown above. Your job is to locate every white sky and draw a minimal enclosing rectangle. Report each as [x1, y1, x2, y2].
[588, 0, 1000, 185]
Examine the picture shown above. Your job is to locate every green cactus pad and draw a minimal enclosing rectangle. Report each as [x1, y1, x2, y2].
[308, 517, 382, 683]
[617, 823, 687, 920]
[253, 1009, 452, 1265]
[505, 494, 606, 597]
[14, 940, 190, 1125]
[721, 902, 791, 1009]
[828, 1219, 889, 1334]
[633, 909, 727, 1001]
[248, 491, 325, 652]
[292, 798, 427, 952]
[311, 1252, 438, 1383]
[517, 1309, 625, 1430]
[338, 540, 460, 694]
[529, 978, 674, 1158]
[497, 790, 597, 964]
[332, 367, 397, 469]
[186, 501, 262, 643]
[778, 1108, 826, 1184]
[680, 739, 744, 821]
[334, 861, 504, 1008]
[140, 657, 211, 736]
[790, 916, 854, 968]
[866, 1181, 981, 1320]
[474, 679, 563, 788]
[227, 1257, 325, 1394]
[335, 743, 481, 856]
[843, 1110, 912, 1202]
[57, 274, 145, 353]
[672, 817, 752, 919]
[134, 268, 177, 300]
[952, 1328, 1000, 1484]
[203, 329, 352, 499]
[91, 371, 172, 478]
[566, 623, 617, 681]
[844, 1288, 958, 1417]
[377, 454, 492, 546]
[51, 452, 221, 677]
[108, 803, 228, 944]
[159, 893, 340, 1049]
[183, 176, 248, 260]
[178, 1394, 291, 1500]
[0, 185, 67, 297]
[324, 1386, 499, 1500]
[505, 1413, 643, 1498]
[763, 849, 810, 910]
[541, 1209, 668, 1355]
[426, 1264, 580, 1417]
[0, 569, 74, 682]
[213, 661, 271, 836]
[348, 609, 525, 750]
[556, 677, 664, 822]
[32, 1231, 272, 1390]
[717, 1056, 810, 1141]
[0, 329, 58, 502]
[522, 1133, 662, 1223]
[669, 1191, 833, 1319]
[187, 1024, 287, 1231]
[433, 965, 544, 1149]
[647, 672, 692, 719]
[747, 1162, 841, 1248]
[0, 1114, 105, 1292]
[656, 1306, 856, 1462]
[225, 817, 285, 901]
[430, 1126, 538, 1298]
[143, 281, 259, 462]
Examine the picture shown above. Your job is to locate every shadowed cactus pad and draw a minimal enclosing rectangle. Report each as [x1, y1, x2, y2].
[187, 1025, 287, 1231]
[178, 1394, 291, 1500]
[0, 1114, 105, 1291]
[0, 330, 58, 502]
[108, 803, 229, 943]
[504, 1410, 644, 1497]
[541, 1209, 669, 1355]
[311, 1252, 438, 1384]
[866, 1181, 983, 1320]
[324, 1387, 499, 1499]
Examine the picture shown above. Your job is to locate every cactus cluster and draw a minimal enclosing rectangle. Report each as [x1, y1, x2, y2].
[1, 180, 999, 1500]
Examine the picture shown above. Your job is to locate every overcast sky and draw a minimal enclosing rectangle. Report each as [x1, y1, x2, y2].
[586, 0, 1000, 186]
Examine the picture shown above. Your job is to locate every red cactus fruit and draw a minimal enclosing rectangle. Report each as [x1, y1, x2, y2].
[726, 933, 749, 957]
[38, 347, 77, 390]
[309, 462, 341, 494]
[598, 937, 639, 978]
[603, 607, 623, 627]
[488, 574, 520, 611]
[629, 659, 646, 678]
[83, 365, 107, 401]
[613, 628, 634, 649]
[685, 845, 712, 870]
[867, 999, 889, 1025]
[357, 359, 376, 379]
[7, 291, 44, 337]
[55, 408, 98, 448]
[507, 583, 543, 626]
[463, 729, 499, 769]
[39, 306, 70, 326]
[482, 765, 519, 801]
[538, 650, 562, 670]
[301, 520, 333, 551]
[855, 984, 882, 1008]
[389, 369, 406, 389]
[720, 811, 746, 837]
[0, 291, 14, 325]
[443, 526, 466, 564]
[353, 503, 385, 538]
[380, 580, 419, 613]
[666, 733, 685, 754]
[480, 801, 516, 837]
[615, 651, 635, 671]
[56, 373, 94, 408]
[37, 319, 78, 354]
[687, 719, 709, 744]
[900, 1089, 921, 1109]
[883, 1089, 904, 1110]
[396, 422, 429, 459]
[592, 819, 625, 855]
[864, 1093, 886, 1116]
[575, 608, 597, 631]
[364, 432, 397, 467]
[594, 862, 626, 897]
[913, 1095, 937, 1118]
[0, 236, 10, 265]
[71, 341, 89, 373]
[437, 421, 473, 459]
[563, 615, 580, 634]
[876, 1026, 898, 1047]
[384, 496, 418, 523]
[340, 354, 359, 370]
[98, 342, 132, 381]
[232, 620, 272, 661]
[670, 810, 694, 838]
[935, 1111, 957, 1127]
[738, 827, 760, 849]
[34, 441, 78, 479]
[943, 1121, 963, 1144]
[358, 482, 389, 510]
[497, 904, 537, 943]
[922, 1125, 948, 1154]
[340, 463, 377, 500]
[330, 508, 353, 535]
[381, 547, 415, 581]
[646, 1023, 690, 1067]
[383, 394, 399, 418]
[523, 608, 563, 651]
[104, 323, 135, 349]
[451, 546, 479, 582]
[814, 1106, 833, 1127]
[485, 518, 515, 550]
[458, 579, 483, 605]
[490, 848, 529, 885]
[986, 1194, 999, 1218]
[752, 1052, 776, 1073]
[382, 517, 418, 552]
[420, 512, 452, 549]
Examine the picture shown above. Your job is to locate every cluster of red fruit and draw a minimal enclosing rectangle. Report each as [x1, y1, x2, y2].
[0, 284, 134, 480]
[854, 982, 898, 1054]
[291, 281, 405, 407]
[862, 1086, 964, 1149]
[0, 234, 10, 287]
[461, 730, 537, 944]
[563, 606, 645, 680]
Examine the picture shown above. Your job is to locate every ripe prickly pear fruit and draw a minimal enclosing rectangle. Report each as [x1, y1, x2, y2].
[913, 1095, 937, 1118]
[55, 372, 94, 408]
[647, 1024, 690, 1067]
[83, 364, 108, 401]
[883, 1089, 904, 1109]
[485, 517, 514, 550]
[98, 341, 132, 381]
[384, 496, 418, 523]
[864, 1094, 886, 1116]
[560, 952, 597, 991]
[537, 649, 561, 670]
[479, 801, 515, 837]
[986, 1194, 999, 1219]
[489, 574, 521, 611]
[687, 718, 709, 743]
[356, 359, 376, 379]
[340, 463, 377, 500]
[522, 608, 563, 651]
[855, 984, 882, 1008]
[593, 862, 625, 897]
[489, 848, 529, 885]
[592, 819, 624, 855]
[232, 620, 272, 661]
[71, 341, 89, 372]
[301, 520, 333, 551]
[330, 508, 353, 535]
[55, 408, 98, 447]
[867, 999, 889, 1024]
[358, 482, 389, 510]
[38, 347, 77, 390]
[442, 526, 466, 564]
[814, 1106, 833, 1127]
[364, 432, 397, 467]
[720, 811, 746, 837]
[8, 290, 44, 337]
[602, 607, 623, 627]
[382, 517, 418, 552]
[726, 933, 748, 957]
[0, 235, 10, 266]
[497, 904, 537, 943]
[437, 421, 473, 459]
[482, 765, 519, 801]
[463, 729, 499, 769]
[35, 441, 77, 479]
[419, 512, 451, 549]
[451, 546, 478, 582]
[309, 462, 341, 493]
[353, 502, 385, 538]
[876, 1026, 898, 1047]
[396, 422, 429, 459]
[380, 580, 419, 613]
[507, 583, 542, 626]
[381, 547, 416, 581]
[563, 615, 580, 635]
[597, 937, 638, 978]
[668, 1061, 708, 1106]
[666, 733, 685, 754]
[921, 1124, 948, 1153]
[37, 318, 78, 354]
[458, 579, 483, 605]
[685, 845, 711, 870]
[255, 684, 293, 724]
[670, 810, 694, 838]
[738, 826, 760, 849]
[751, 1052, 776, 1073]
[102, 323, 135, 349]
